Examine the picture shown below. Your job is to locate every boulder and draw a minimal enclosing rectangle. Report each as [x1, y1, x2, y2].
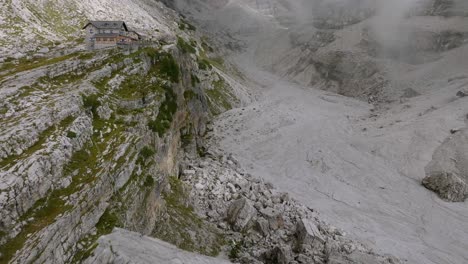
[265, 245, 292, 264]
[13, 52, 25, 59]
[422, 172, 468, 202]
[423, 129, 468, 202]
[422, 128, 468, 202]
[296, 218, 325, 245]
[456, 90, 468, 98]
[254, 218, 270, 236]
[183, 169, 196, 176]
[226, 198, 257, 231]
[260, 208, 284, 230]
[38, 47, 50, 54]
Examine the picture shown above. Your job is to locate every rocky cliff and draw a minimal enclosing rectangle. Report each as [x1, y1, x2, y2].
[0, 1, 244, 262]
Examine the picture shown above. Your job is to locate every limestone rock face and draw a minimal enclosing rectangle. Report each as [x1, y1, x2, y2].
[226, 197, 257, 231]
[0, 18, 236, 262]
[85, 228, 232, 264]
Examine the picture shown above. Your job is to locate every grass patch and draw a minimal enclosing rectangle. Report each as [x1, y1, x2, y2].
[198, 59, 212, 71]
[158, 53, 180, 83]
[184, 90, 196, 101]
[67, 131, 77, 139]
[39, 72, 86, 86]
[177, 37, 196, 54]
[114, 74, 162, 101]
[144, 175, 155, 187]
[82, 94, 101, 116]
[148, 85, 178, 136]
[179, 20, 196, 31]
[95, 209, 120, 235]
[208, 57, 224, 69]
[191, 74, 200, 87]
[206, 77, 235, 115]
[92, 75, 112, 92]
[139, 146, 155, 161]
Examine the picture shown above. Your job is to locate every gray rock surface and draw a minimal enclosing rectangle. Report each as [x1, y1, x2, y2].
[226, 198, 257, 232]
[296, 218, 325, 245]
[85, 228, 232, 264]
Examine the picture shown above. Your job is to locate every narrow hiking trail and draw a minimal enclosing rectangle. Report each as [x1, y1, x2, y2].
[212, 57, 468, 264]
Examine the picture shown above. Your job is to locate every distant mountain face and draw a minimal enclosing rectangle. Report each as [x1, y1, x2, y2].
[174, 0, 468, 102]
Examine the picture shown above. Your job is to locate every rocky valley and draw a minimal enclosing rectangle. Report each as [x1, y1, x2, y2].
[1, 0, 468, 264]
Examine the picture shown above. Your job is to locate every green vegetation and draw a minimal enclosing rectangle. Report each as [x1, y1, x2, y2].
[140, 146, 156, 161]
[17, 85, 38, 98]
[144, 175, 155, 187]
[184, 90, 196, 101]
[69, 118, 131, 262]
[82, 94, 101, 116]
[179, 20, 196, 31]
[77, 52, 95, 60]
[206, 78, 235, 115]
[71, 208, 121, 263]
[92, 75, 112, 91]
[0, 107, 8, 115]
[198, 59, 212, 71]
[228, 240, 243, 260]
[180, 130, 193, 148]
[0, 190, 72, 263]
[95, 209, 120, 235]
[67, 131, 77, 139]
[159, 53, 180, 83]
[114, 74, 161, 100]
[177, 37, 196, 54]
[39, 71, 86, 86]
[208, 57, 224, 69]
[191, 74, 200, 87]
[201, 41, 214, 53]
[148, 85, 178, 136]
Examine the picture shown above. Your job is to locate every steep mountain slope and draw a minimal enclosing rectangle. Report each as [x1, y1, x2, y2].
[0, 1, 248, 263]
